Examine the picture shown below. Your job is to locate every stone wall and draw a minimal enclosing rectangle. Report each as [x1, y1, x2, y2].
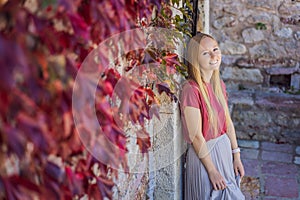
[113, 94, 185, 200]
[147, 95, 185, 200]
[115, 1, 300, 199]
[210, 0, 300, 144]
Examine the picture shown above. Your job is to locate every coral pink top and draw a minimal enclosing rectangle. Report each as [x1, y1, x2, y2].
[180, 80, 227, 143]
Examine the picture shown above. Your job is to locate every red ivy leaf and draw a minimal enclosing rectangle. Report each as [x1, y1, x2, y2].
[136, 129, 151, 153]
[4, 125, 26, 158]
[1, 175, 41, 200]
[67, 12, 89, 40]
[44, 161, 65, 183]
[156, 82, 178, 102]
[88, 184, 102, 200]
[149, 103, 160, 120]
[65, 166, 85, 196]
[96, 176, 114, 199]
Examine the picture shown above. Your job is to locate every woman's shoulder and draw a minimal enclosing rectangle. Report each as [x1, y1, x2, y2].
[180, 79, 200, 100]
[182, 79, 199, 90]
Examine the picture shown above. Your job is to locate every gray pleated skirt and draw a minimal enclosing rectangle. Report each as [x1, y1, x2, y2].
[184, 134, 245, 200]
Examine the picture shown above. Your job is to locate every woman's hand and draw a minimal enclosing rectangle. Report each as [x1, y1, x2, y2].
[207, 168, 227, 190]
[233, 153, 245, 178]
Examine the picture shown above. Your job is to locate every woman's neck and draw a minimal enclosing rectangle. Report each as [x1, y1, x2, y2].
[201, 70, 213, 83]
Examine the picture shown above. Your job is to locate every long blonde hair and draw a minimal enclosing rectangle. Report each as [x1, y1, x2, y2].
[186, 32, 231, 136]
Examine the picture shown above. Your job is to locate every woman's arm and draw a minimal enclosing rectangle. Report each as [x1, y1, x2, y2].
[226, 117, 245, 178]
[221, 80, 245, 177]
[184, 106, 227, 190]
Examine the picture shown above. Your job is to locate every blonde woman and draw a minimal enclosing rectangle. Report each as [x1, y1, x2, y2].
[180, 32, 245, 199]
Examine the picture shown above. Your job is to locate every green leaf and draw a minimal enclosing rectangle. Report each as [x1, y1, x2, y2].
[41, 0, 57, 9]
[255, 22, 267, 30]
[185, 0, 193, 11]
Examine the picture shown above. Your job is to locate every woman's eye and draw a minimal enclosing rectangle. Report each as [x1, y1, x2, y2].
[213, 48, 219, 51]
[203, 52, 208, 55]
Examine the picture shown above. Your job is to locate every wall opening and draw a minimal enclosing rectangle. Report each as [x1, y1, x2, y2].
[269, 74, 291, 87]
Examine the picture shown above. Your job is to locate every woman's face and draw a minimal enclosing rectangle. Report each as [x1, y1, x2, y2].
[198, 36, 221, 73]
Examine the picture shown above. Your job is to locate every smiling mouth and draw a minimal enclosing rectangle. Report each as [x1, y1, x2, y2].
[210, 61, 218, 65]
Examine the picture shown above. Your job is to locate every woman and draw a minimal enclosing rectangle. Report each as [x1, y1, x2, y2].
[180, 32, 245, 199]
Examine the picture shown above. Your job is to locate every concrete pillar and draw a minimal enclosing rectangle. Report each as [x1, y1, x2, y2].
[147, 98, 186, 200]
[203, 0, 210, 33]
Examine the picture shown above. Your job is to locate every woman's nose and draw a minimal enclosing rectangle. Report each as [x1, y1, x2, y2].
[210, 52, 216, 59]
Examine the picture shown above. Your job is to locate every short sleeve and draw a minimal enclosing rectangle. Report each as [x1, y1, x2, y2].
[180, 81, 201, 109]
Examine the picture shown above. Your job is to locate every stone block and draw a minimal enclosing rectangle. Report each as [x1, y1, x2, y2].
[221, 55, 239, 66]
[295, 31, 300, 40]
[261, 151, 293, 163]
[261, 161, 298, 177]
[291, 74, 300, 90]
[241, 149, 259, 159]
[151, 151, 182, 200]
[246, 13, 271, 24]
[223, 4, 243, 15]
[155, 166, 174, 191]
[154, 190, 175, 200]
[265, 66, 298, 75]
[281, 131, 300, 145]
[278, 1, 300, 16]
[228, 91, 254, 106]
[242, 28, 264, 43]
[294, 156, 300, 165]
[261, 141, 294, 153]
[233, 108, 272, 129]
[152, 114, 173, 141]
[247, 0, 277, 10]
[212, 16, 235, 29]
[296, 146, 300, 155]
[264, 176, 299, 198]
[222, 67, 263, 83]
[255, 92, 300, 110]
[249, 43, 277, 59]
[219, 41, 247, 55]
[274, 27, 293, 39]
[243, 158, 260, 177]
[285, 40, 300, 56]
[272, 39, 289, 55]
[238, 140, 259, 149]
[272, 112, 290, 127]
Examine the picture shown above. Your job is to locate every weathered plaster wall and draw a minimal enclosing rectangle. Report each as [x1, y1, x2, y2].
[148, 95, 185, 200]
